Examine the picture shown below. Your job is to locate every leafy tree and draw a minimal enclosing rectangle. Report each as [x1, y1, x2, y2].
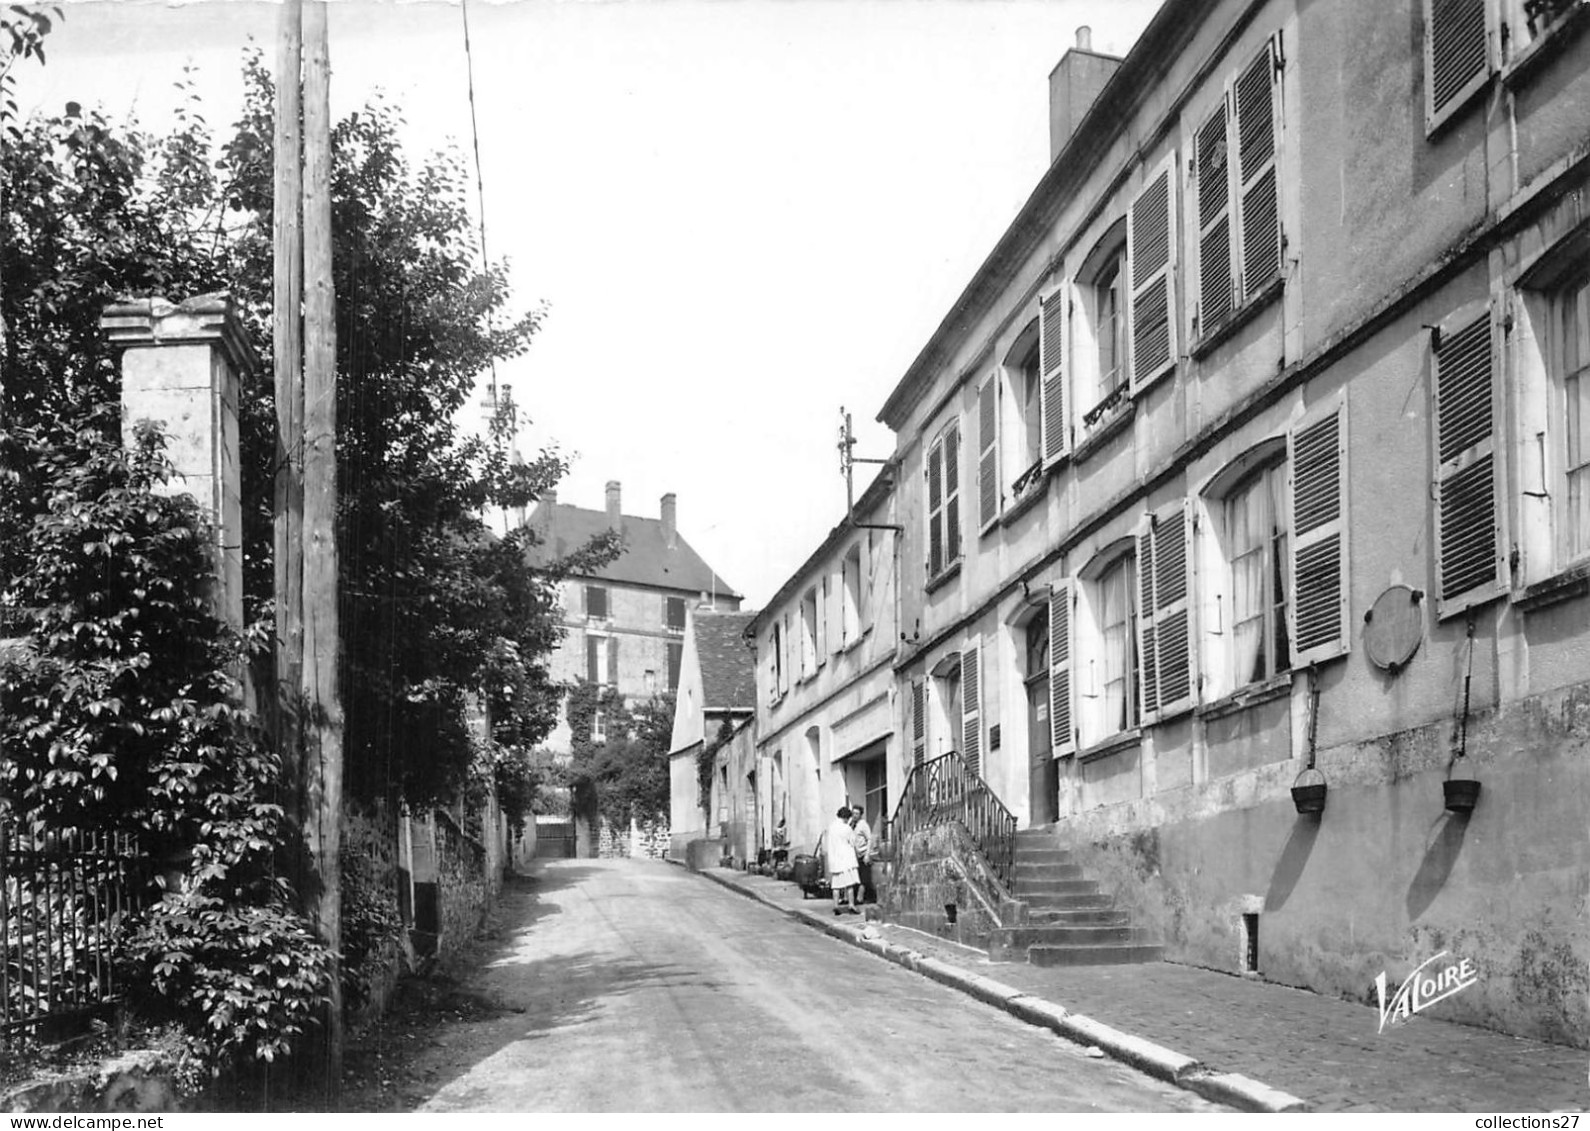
[564, 687, 675, 829]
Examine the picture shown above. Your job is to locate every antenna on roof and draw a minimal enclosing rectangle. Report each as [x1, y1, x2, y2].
[838, 407, 903, 533]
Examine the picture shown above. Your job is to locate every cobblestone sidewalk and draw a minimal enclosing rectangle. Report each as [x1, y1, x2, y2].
[704, 867, 1589, 1114]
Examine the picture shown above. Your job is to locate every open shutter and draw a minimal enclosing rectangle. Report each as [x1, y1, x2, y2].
[587, 636, 599, 683]
[911, 679, 926, 765]
[1150, 501, 1196, 717]
[1135, 523, 1159, 718]
[1040, 287, 1069, 465]
[1234, 38, 1282, 301]
[817, 576, 828, 662]
[1049, 580, 1076, 757]
[1194, 100, 1234, 335]
[607, 636, 619, 687]
[1424, 0, 1490, 133]
[1433, 308, 1507, 618]
[978, 376, 1000, 532]
[961, 641, 982, 776]
[1288, 393, 1351, 664]
[1128, 157, 1178, 391]
[927, 441, 945, 576]
[945, 424, 962, 564]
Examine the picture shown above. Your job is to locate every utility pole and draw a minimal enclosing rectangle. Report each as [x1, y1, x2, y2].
[274, 0, 343, 1093]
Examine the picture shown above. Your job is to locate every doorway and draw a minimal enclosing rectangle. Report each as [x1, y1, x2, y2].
[1025, 606, 1058, 826]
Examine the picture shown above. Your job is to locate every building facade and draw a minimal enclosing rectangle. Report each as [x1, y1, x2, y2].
[667, 608, 758, 860]
[526, 481, 740, 854]
[874, 0, 1588, 1045]
[749, 472, 899, 858]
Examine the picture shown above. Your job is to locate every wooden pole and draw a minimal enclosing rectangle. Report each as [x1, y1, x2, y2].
[302, 0, 343, 1092]
[272, 0, 305, 823]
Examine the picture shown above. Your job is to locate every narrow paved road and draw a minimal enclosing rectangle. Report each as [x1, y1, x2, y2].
[394, 859, 1219, 1112]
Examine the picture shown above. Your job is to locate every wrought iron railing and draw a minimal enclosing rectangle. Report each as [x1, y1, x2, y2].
[1, 823, 143, 1042]
[886, 751, 1017, 895]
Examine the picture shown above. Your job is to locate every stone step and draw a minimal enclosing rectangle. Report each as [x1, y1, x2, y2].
[1013, 861, 1085, 880]
[1012, 847, 1074, 864]
[1015, 878, 1100, 897]
[1027, 942, 1165, 967]
[1021, 891, 1116, 910]
[1028, 907, 1132, 926]
[988, 924, 1150, 960]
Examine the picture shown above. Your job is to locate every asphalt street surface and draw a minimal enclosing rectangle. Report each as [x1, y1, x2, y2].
[394, 858, 1222, 1112]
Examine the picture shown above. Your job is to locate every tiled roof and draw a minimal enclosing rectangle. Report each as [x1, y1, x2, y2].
[693, 611, 757, 710]
[524, 502, 740, 598]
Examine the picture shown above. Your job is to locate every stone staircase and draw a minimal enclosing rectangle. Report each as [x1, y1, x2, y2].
[988, 829, 1163, 966]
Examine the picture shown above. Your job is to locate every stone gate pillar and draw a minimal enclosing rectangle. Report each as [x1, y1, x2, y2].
[101, 294, 254, 632]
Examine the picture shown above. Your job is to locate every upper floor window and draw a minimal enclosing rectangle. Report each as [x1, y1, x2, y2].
[667, 641, 683, 692]
[585, 585, 609, 620]
[1074, 221, 1131, 435]
[586, 633, 617, 686]
[768, 621, 785, 702]
[1191, 36, 1283, 342]
[1002, 321, 1045, 503]
[977, 374, 1002, 534]
[800, 587, 819, 676]
[1424, 0, 1490, 133]
[665, 596, 686, 632]
[926, 421, 962, 579]
[841, 543, 863, 645]
[1558, 277, 1590, 560]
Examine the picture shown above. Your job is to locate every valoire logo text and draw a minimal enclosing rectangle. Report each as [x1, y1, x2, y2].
[1376, 951, 1479, 1033]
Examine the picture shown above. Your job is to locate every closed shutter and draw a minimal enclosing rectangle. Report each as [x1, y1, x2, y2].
[1424, 0, 1490, 133]
[1195, 100, 1234, 334]
[1128, 157, 1178, 390]
[911, 679, 926, 765]
[1049, 580, 1076, 757]
[1233, 38, 1282, 301]
[944, 425, 962, 565]
[1149, 501, 1196, 716]
[818, 576, 828, 660]
[1288, 394, 1351, 663]
[978, 377, 1000, 532]
[1136, 525, 1159, 718]
[607, 636, 618, 687]
[927, 441, 945, 576]
[961, 640, 982, 776]
[1040, 287, 1069, 465]
[587, 636, 599, 683]
[1433, 309, 1506, 617]
[668, 641, 683, 692]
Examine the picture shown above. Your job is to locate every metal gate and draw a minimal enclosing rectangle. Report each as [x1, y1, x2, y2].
[535, 820, 576, 859]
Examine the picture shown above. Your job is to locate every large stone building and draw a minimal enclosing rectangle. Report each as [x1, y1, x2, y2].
[527, 481, 740, 854]
[749, 0, 1589, 1047]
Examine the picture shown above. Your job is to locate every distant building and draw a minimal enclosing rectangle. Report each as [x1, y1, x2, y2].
[526, 481, 740, 855]
[667, 608, 758, 861]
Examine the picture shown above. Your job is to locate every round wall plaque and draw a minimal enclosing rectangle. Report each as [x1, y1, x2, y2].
[1364, 584, 1424, 671]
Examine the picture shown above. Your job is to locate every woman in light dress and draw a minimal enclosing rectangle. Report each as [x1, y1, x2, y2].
[826, 806, 860, 915]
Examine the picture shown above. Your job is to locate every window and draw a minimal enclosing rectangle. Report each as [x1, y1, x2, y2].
[1073, 224, 1131, 434]
[1127, 156, 1179, 392]
[1040, 288, 1070, 466]
[1077, 549, 1139, 747]
[1432, 306, 1507, 618]
[586, 634, 617, 686]
[644, 669, 657, 695]
[977, 375, 1001, 533]
[767, 621, 784, 703]
[665, 596, 686, 631]
[585, 585, 609, 620]
[1137, 502, 1197, 723]
[667, 641, 683, 691]
[926, 421, 962, 578]
[800, 587, 819, 676]
[1561, 277, 1590, 561]
[592, 709, 607, 743]
[1501, 0, 1588, 63]
[841, 544, 862, 644]
[1424, 0, 1491, 134]
[1003, 323, 1045, 501]
[1200, 449, 1291, 698]
[1192, 37, 1283, 341]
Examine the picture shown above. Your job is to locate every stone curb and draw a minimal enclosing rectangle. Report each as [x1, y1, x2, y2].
[691, 866, 1309, 1114]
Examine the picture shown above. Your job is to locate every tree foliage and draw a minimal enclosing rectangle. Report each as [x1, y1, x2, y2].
[564, 685, 675, 829]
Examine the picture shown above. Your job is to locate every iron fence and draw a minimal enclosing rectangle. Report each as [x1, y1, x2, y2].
[1, 823, 143, 1041]
[886, 750, 1017, 895]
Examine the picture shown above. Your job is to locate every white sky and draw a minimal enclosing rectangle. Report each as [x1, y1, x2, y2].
[18, 0, 1158, 606]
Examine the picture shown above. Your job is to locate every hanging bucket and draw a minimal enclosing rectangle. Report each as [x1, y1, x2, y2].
[1443, 761, 1480, 813]
[1291, 767, 1327, 815]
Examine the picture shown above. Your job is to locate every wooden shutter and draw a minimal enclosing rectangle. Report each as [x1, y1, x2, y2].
[1433, 309, 1507, 617]
[945, 424, 962, 565]
[607, 637, 618, 686]
[818, 576, 828, 660]
[927, 440, 945, 576]
[1040, 287, 1069, 465]
[1049, 580, 1076, 757]
[1128, 157, 1178, 390]
[1289, 394, 1351, 663]
[1195, 100, 1234, 334]
[668, 641, 682, 692]
[1149, 501, 1196, 717]
[961, 641, 981, 776]
[1135, 524, 1159, 718]
[911, 679, 926, 765]
[1234, 39, 1282, 301]
[1424, 0, 1490, 133]
[978, 377, 1000, 532]
[586, 636, 599, 683]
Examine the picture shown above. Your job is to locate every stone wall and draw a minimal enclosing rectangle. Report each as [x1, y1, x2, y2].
[596, 815, 670, 859]
[433, 810, 490, 970]
[880, 823, 1006, 949]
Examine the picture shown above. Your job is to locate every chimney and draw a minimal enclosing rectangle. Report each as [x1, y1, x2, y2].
[661, 493, 677, 550]
[1048, 25, 1122, 163]
[606, 480, 622, 529]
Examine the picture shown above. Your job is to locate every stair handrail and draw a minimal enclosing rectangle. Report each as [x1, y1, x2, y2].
[886, 750, 1017, 895]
